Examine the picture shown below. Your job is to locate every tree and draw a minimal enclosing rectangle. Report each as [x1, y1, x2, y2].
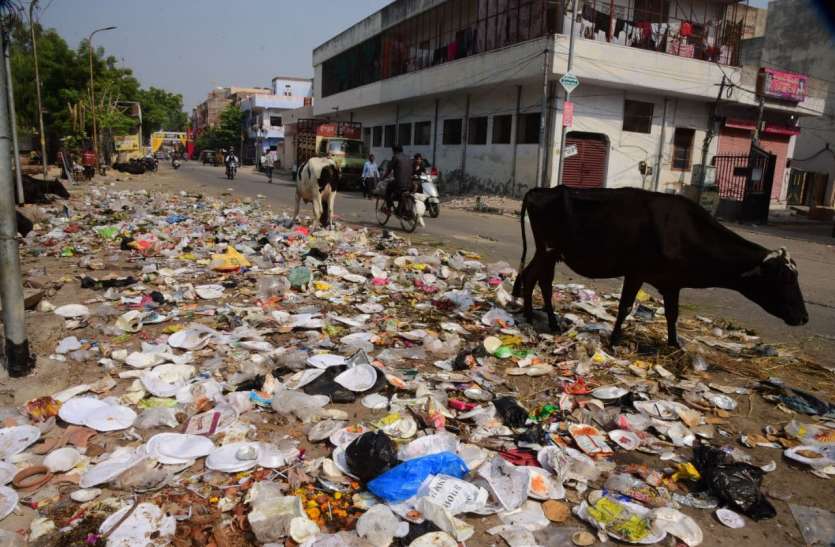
[195, 105, 244, 153]
[9, 17, 187, 158]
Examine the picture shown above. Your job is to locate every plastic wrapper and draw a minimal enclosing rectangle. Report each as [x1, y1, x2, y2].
[367, 452, 469, 502]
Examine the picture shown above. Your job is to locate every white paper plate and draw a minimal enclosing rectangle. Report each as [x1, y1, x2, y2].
[195, 284, 225, 299]
[147, 433, 214, 465]
[361, 393, 389, 410]
[85, 405, 137, 432]
[784, 444, 835, 468]
[308, 420, 347, 443]
[284, 368, 326, 390]
[99, 502, 176, 546]
[334, 364, 378, 392]
[592, 386, 628, 400]
[54, 304, 90, 318]
[205, 442, 261, 473]
[0, 462, 16, 485]
[0, 486, 18, 521]
[307, 354, 347, 369]
[59, 397, 109, 425]
[329, 425, 367, 448]
[330, 445, 359, 480]
[168, 327, 214, 350]
[526, 466, 566, 500]
[715, 508, 745, 528]
[0, 425, 41, 458]
[80, 447, 148, 488]
[141, 364, 196, 398]
[608, 429, 641, 451]
[44, 447, 83, 472]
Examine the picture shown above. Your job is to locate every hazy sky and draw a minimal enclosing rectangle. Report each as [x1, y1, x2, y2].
[40, 0, 770, 112]
[39, 0, 391, 111]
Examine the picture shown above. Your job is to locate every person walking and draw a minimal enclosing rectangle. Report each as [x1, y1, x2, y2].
[361, 153, 380, 199]
[263, 149, 275, 183]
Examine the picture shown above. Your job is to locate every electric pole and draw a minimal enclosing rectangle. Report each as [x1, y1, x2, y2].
[2, 24, 22, 203]
[695, 75, 728, 201]
[555, 0, 579, 187]
[0, 16, 35, 377]
[536, 46, 550, 188]
[29, 0, 48, 180]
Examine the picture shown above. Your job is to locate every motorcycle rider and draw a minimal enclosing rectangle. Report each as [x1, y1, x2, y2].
[413, 153, 426, 177]
[383, 145, 413, 215]
[224, 148, 239, 177]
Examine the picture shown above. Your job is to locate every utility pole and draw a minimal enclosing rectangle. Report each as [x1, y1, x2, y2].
[555, 0, 579, 187]
[87, 26, 116, 171]
[695, 75, 728, 200]
[29, 0, 48, 181]
[752, 95, 765, 145]
[535, 47, 550, 188]
[0, 19, 34, 377]
[2, 27, 22, 203]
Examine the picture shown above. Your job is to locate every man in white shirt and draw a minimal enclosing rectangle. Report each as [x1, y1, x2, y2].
[263, 149, 275, 183]
[361, 153, 380, 199]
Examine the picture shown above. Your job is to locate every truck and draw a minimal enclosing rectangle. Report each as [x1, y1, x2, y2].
[285, 119, 366, 189]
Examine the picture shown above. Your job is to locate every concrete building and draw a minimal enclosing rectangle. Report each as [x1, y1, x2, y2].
[740, 0, 835, 208]
[191, 86, 273, 137]
[240, 77, 313, 165]
[310, 0, 822, 201]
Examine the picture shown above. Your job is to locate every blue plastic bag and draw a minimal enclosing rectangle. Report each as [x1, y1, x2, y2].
[367, 452, 469, 503]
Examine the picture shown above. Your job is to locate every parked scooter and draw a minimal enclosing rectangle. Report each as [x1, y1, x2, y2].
[172, 157, 181, 170]
[419, 172, 440, 218]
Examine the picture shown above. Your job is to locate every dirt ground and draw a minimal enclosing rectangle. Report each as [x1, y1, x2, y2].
[0, 169, 833, 546]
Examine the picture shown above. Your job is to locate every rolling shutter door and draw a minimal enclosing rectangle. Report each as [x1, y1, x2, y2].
[562, 134, 608, 188]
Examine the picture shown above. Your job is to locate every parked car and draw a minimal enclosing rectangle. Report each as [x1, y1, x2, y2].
[200, 150, 218, 165]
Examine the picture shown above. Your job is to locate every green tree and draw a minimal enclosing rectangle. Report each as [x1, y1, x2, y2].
[195, 105, 244, 153]
[9, 18, 187, 157]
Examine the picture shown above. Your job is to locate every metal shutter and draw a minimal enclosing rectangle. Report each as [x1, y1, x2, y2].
[563, 134, 608, 188]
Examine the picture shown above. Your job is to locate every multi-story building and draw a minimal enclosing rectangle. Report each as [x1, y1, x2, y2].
[191, 86, 274, 137]
[739, 0, 835, 208]
[240, 77, 313, 165]
[311, 0, 823, 202]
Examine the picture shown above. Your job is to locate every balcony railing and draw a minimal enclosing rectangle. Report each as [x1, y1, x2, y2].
[561, 1, 745, 66]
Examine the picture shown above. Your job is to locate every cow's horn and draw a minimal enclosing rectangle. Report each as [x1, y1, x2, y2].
[762, 249, 782, 263]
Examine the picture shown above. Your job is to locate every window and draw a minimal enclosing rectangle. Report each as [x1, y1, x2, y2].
[468, 117, 488, 145]
[372, 126, 382, 147]
[517, 112, 541, 144]
[672, 127, 695, 170]
[443, 119, 463, 145]
[362, 127, 372, 148]
[398, 123, 412, 146]
[492, 115, 512, 144]
[623, 100, 654, 134]
[414, 121, 431, 145]
[269, 116, 282, 127]
[384, 125, 396, 147]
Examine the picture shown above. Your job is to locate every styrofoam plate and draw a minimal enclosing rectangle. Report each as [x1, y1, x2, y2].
[329, 425, 368, 448]
[85, 405, 137, 432]
[79, 446, 148, 488]
[0, 486, 18, 521]
[58, 397, 109, 425]
[0, 425, 41, 458]
[308, 420, 347, 443]
[205, 442, 261, 473]
[147, 433, 214, 465]
[307, 354, 347, 369]
[330, 445, 359, 480]
[608, 429, 641, 451]
[0, 462, 16, 485]
[334, 364, 378, 392]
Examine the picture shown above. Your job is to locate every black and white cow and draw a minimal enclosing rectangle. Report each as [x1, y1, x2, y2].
[294, 157, 341, 229]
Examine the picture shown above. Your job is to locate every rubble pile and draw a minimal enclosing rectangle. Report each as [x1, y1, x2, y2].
[1, 186, 833, 546]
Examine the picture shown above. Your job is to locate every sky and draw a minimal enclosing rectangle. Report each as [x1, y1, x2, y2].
[39, 0, 391, 111]
[40, 0, 770, 112]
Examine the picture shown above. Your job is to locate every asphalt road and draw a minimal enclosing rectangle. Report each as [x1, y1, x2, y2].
[160, 161, 835, 365]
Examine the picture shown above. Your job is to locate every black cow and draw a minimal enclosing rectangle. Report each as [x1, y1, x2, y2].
[22, 174, 70, 203]
[512, 186, 808, 346]
[15, 211, 33, 237]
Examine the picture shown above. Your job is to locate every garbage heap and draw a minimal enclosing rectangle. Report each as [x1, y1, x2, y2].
[1, 187, 833, 547]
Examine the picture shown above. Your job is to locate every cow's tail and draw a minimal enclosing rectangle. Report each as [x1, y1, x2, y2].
[511, 191, 530, 298]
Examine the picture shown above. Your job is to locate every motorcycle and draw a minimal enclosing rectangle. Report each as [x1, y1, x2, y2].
[172, 158, 181, 170]
[419, 173, 440, 218]
[226, 160, 237, 180]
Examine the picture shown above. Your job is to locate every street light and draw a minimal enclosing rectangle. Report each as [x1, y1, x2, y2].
[87, 25, 116, 171]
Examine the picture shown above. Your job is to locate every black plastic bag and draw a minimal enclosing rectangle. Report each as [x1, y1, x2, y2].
[693, 445, 776, 520]
[302, 366, 356, 404]
[493, 396, 529, 428]
[346, 431, 398, 482]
